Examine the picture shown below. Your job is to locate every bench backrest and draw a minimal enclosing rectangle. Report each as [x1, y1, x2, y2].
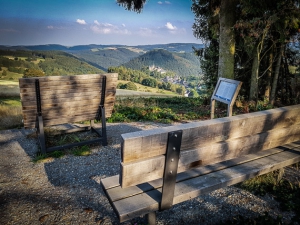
[120, 104, 300, 188]
[19, 73, 118, 128]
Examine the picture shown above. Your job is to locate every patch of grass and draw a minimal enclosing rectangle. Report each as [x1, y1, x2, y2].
[0, 101, 23, 130]
[237, 169, 300, 214]
[71, 145, 91, 156]
[32, 152, 49, 163]
[32, 150, 65, 163]
[108, 97, 212, 123]
[49, 150, 65, 158]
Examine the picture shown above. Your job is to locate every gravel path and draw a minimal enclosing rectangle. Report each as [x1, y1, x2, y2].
[0, 122, 298, 225]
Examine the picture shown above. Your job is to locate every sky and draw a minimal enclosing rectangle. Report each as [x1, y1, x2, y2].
[0, 0, 201, 46]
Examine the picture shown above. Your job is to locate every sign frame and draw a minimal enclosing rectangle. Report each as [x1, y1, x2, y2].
[211, 78, 242, 118]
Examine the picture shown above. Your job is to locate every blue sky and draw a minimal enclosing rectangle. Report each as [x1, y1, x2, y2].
[0, 0, 200, 46]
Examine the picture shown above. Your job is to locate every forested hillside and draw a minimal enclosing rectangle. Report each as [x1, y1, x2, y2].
[122, 49, 201, 77]
[0, 50, 104, 76]
[74, 47, 143, 71]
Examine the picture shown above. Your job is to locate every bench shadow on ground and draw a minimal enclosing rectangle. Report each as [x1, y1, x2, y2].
[12, 123, 143, 224]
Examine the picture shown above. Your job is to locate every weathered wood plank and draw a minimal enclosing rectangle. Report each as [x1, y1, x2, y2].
[20, 90, 115, 102]
[19, 77, 106, 88]
[23, 113, 112, 128]
[121, 104, 300, 163]
[114, 147, 300, 222]
[19, 82, 117, 94]
[19, 73, 117, 128]
[102, 147, 286, 201]
[20, 94, 115, 107]
[120, 124, 300, 187]
[19, 73, 118, 84]
[23, 106, 114, 122]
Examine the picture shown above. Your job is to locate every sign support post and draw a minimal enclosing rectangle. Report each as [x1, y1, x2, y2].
[211, 78, 242, 119]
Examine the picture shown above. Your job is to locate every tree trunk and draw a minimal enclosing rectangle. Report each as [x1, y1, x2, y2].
[270, 43, 285, 105]
[218, 0, 237, 79]
[264, 48, 273, 101]
[249, 44, 260, 100]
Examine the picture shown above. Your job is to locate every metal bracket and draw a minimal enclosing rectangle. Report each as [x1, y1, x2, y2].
[97, 76, 107, 121]
[35, 79, 47, 154]
[35, 79, 42, 116]
[160, 130, 182, 211]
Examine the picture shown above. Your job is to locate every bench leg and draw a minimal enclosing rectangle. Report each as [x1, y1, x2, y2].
[101, 106, 108, 146]
[147, 211, 156, 225]
[37, 115, 46, 154]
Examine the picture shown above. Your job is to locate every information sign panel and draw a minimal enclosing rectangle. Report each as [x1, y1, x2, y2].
[211, 78, 242, 118]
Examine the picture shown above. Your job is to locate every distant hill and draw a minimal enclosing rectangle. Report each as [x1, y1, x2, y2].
[122, 49, 201, 77]
[0, 43, 204, 73]
[0, 50, 105, 76]
[74, 47, 144, 71]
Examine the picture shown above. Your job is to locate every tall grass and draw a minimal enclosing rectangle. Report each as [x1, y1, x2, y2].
[0, 104, 23, 130]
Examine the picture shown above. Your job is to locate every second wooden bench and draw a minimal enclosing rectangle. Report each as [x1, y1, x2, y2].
[101, 104, 300, 224]
[19, 73, 118, 153]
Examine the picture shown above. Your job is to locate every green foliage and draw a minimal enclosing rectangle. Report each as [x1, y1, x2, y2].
[23, 68, 45, 78]
[108, 97, 211, 123]
[176, 86, 186, 96]
[49, 150, 65, 158]
[71, 145, 91, 156]
[189, 89, 199, 97]
[109, 66, 148, 83]
[141, 78, 157, 88]
[118, 82, 138, 91]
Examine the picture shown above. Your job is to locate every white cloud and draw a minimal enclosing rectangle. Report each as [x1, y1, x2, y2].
[165, 1, 171, 4]
[165, 22, 177, 30]
[158, 1, 163, 4]
[76, 19, 87, 25]
[137, 27, 157, 37]
[94, 20, 100, 25]
[91, 22, 130, 35]
[47, 25, 64, 30]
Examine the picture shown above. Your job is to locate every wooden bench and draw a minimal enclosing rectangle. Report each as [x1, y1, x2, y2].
[101, 104, 300, 224]
[19, 73, 118, 153]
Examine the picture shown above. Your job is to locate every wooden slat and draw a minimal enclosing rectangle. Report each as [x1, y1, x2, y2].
[23, 113, 112, 129]
[121, 104, 300, 164]
[110, 146, 300, 222]
[19, 78, 104, 88]
[19, 83, 117, 95]
[19, 73, 118, 83]
[102, 147, 286, 201]
[19, 73, 118, 128]
[20, 94, 115, 107]
[23, 107, 114, 122]
[20, 89, 115, 102]
[120, 123, 300, 187]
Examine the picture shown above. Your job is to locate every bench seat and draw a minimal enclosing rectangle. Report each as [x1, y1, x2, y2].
[101, 141, 300, 222]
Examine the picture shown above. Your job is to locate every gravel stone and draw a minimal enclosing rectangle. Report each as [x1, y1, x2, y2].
[0, 122, 298, 225]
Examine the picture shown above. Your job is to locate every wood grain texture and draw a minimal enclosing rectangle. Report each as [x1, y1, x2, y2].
[108, 145, 300, 222]
[19, 73, 118, 128]
[121, 104, 300, 164]
[120, 106, 300, 188]
[102, 147, 286, 202]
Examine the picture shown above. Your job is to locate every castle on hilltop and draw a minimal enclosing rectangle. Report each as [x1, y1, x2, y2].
[148, 64, 166, 74]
